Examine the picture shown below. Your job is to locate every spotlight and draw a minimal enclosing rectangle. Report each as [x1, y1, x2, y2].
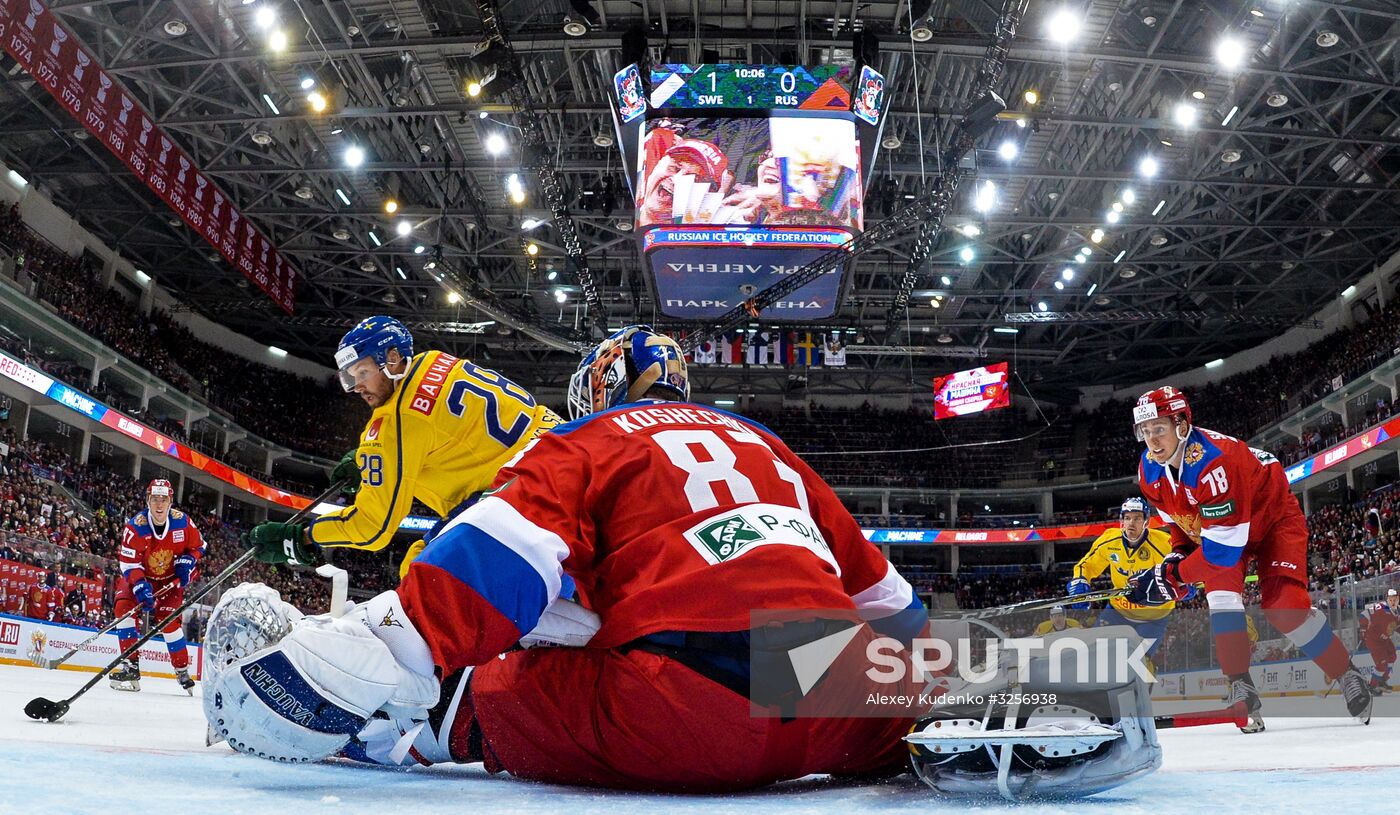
[1106, 210, 1121, 224]
[960, 224, 981, 238]
[562, 14, 589, 37]
[1054, 281, 1064, 290]
[254, 6, 276, 28]
[413, 245, 425, 254]
[973, 180, 996, 213]
[1112, 201, 1124, 213]
[1121, 188, 1136, 205]
[554, 290, 567, 303]
[307, 92, 327, 112]
[395, 220, 411, 237]
[300, 77, 315, 90]
[1191, 90, 1205, 100]
[383, 199, 399, 214]
[344, 145, 364, 168]
[1061, 268, 1074, 281]
[1173, 102, 1197, 127]
[959, 246, 975, 263]
[485, 133, 507, 156]
[447, 291, 462, 304]
[268, 29, 288, 52]
[1215, 36, 1246, 70]
[526, 242, 539, 256]
[941, 275, 952, 285]
[1090, 228, 1105, 243]
[1046, 9, 1081, 43]
[1023, 89, 1039, 105]
[467, 81, 483, 97]
[1037, 301, 1049, 312]
[998, 141, 1018, 161]
[1138, 156, 1159, 178]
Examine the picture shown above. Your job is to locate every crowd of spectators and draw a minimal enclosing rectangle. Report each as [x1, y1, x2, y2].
[0, 424, 398, 632]
[2, 204, 364, 460]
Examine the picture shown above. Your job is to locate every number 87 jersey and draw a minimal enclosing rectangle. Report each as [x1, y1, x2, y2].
[309, 349, 560, 552]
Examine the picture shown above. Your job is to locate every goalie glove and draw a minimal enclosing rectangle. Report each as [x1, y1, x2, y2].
[205, 590, 438, 763]
[1126, 553, 1190, 606]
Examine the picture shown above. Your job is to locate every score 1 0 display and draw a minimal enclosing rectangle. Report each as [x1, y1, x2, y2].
[649, 65, 852, 111]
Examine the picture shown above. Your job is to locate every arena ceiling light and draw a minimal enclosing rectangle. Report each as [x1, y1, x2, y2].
[343, 145, 365, 168]
[335, 188, 351, 206]
[484, 133, 507, 156]
[413, 245, 426, 254]
[1054, 281, 1064, 290]
[368, 231, 381, 246]
[998, 141, 1018, 161]
[268, 29, 289, 52]
[306, 92, 327, 112]
[554, 290, 568, 303]
[940, 275, 952, 285]
[959, 223, 981, 237]
[1120, 188, 1136, 204]
[1090, 229, 1104, 243]
[1173, 102, 1198, 128]
[1214, 36, 1247, 70]
[1152, 200, 1166, 215]
[959, 246, 975, 263]
[254, 5, 276, 28]
[261, 94, 280, 115]
[447, 291, 462, 304]
[1045, 8, 1081, 43]
[1205, 358, 1224, 369]
[1036, 301, 1049, 312]
[1062, 268, 1074, 280]
[383, 199, 399, 214]
[1106, 210, 1121, 224]
[300, 77, 315, 90]
[993, 327, 1018, 334]
[973, 180, 997, 213]
[1138, 156, 1159, 178]
[1221, 105, 1240, 126]
[395, 220, 412, 237]
[1023, 89, 1039, 105]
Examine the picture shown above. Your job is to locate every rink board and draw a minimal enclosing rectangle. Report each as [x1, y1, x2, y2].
[1153, 653, 1384, 702]
[0, 613, 203, 680]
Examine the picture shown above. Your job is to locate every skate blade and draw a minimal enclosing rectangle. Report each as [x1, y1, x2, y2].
[109, 681, 141, 693]
[1239, 714, 1265, 734]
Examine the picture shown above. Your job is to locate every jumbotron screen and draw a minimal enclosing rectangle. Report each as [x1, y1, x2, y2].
[932, 363, 1011, 420]
[636, 110, 861, 321]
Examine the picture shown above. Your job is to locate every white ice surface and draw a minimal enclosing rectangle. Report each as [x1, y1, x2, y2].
[1, 661, 1396, 815]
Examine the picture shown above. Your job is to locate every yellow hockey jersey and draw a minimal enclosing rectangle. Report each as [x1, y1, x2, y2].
[308, 350, 559, 553]
[1074, 527, 1176, 621]
[1033, 617, 1083, 636]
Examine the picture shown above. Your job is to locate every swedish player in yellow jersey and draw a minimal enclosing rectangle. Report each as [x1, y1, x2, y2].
[1032, 605, 1083, 636]
[1068, 497, 1177, 655]
[244, 316, 559, 574]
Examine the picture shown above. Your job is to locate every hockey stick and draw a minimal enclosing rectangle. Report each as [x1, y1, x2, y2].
[1153, 706, 1248, 730]
[27, 584, 175, 670]
[947, 587, 1131, 622]
[23, 480, 348, 723]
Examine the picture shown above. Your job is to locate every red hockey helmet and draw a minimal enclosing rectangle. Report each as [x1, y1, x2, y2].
[1132, 386, 1192, 441]
[147, 479, 174, 499]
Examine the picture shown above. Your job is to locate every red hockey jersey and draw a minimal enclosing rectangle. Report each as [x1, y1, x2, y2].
[119, 508, 205, 584]
[27, 584, 63, 621]
[1362, 602, 1399, 645]
[398, 400, 923, 674]
[1138, 426, 1299, 584]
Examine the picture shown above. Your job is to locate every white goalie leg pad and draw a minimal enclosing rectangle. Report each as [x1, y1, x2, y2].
[520, 597, 601, 648]
[206, 591, 436, 764]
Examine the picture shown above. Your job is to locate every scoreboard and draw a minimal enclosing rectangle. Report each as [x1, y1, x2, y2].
[649, 65, 852, 111]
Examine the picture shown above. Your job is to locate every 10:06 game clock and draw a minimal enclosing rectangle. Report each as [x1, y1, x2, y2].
[649, 64, 852, 111]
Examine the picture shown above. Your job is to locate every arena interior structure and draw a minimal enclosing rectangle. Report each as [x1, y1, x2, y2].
[0, 0, 1399, 680]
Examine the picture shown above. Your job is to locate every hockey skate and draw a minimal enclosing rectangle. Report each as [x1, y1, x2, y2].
[175, 668, 196, 696]
[1227, 674, 1264, 733]
[109, 660, 141, 693]
[1340, 668, 1373, 725]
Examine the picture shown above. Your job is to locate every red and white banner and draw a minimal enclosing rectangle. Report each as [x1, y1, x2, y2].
[933, 362, 1011, 420]
[0, 613, 203, 679]
[0, 0, 297, 313]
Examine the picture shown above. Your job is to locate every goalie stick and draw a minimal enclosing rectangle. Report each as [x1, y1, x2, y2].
[27, 584, 175, 670]
[23, 479, 349, 723]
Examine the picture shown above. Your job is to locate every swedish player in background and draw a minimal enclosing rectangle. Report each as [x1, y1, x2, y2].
[244, 316, 559, 576]
[1068, 497, 1176, 659]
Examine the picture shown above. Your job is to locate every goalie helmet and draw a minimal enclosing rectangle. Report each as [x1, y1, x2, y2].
[567, 325, 689, 420]
[1132, 386, 1191, 441]
[334, 316, 414, 392]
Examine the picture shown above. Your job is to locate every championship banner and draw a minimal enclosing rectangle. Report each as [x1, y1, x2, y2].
[0, 0, 297, 313]
[932, 362, 1011, 420]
